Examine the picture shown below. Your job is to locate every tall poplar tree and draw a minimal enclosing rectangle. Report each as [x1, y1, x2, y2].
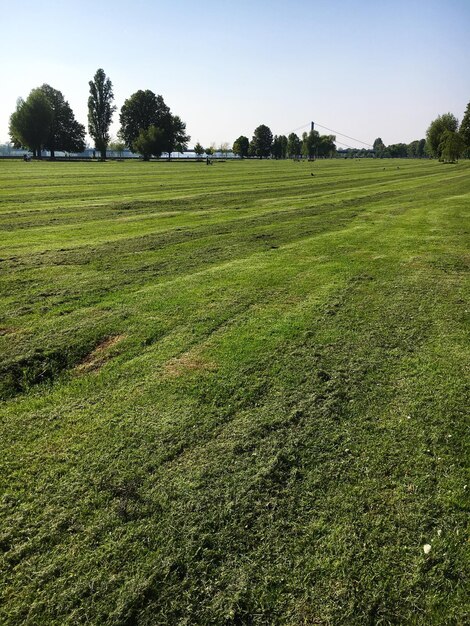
[88, 69, 116, 160]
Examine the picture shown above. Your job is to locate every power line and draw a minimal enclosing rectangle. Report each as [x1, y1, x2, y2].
[314, 122, 373, 148]
[287, 121, 373, 149]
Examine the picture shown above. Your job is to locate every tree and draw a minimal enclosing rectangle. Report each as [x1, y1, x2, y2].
[39, 84, 85, 156]
[417, 138, 427, 158]
[426, 113, 458, 159]
[373, 137, 385, 157]
[193, 142, 205, 158]
[219, 142, 230, 158]
[287, 133, 301, 158]
[119, 90, 189, 160]
[317, 134, 336, 158]
[9, 90, 53, 158]
[88, 68, 116, 160]
[271, 135, 282, 159]
[407, 140, 419, 158]
[302, 130, 320, 159]
[119, 90, 169, 150]
[439, 130, 465, 163]
[460, 101, 470, 157]
[133, 125, 166, 161]
[279, 135, 288, 159]
[205, 145, 214, 156]
[387, 143, 408, 158]
[165, 115, 190, 159]
[232, 135, 249, 158]
[108, 138, 126, 157]
[251, 124, 273, 158]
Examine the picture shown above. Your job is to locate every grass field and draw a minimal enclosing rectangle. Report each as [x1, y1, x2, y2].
[0, 158, 469, 625]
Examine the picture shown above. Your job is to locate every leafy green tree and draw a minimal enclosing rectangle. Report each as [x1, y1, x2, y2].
[287, 133, 301, 158]
[193, 142, 205, 157]
[407, 140, 419, 158]
[88, 68, 116, 160]
[302, 130, 320, 159]
[205, 145, 214, 156]
[233, 135, 249, 158]
[317, 135, 336, 158]
[108, 138, 126, 157]
[166, 115, 190, 159]
[426, 113, 458, 159]
[119, 90, 189, 160]
[251, 124, 273, 158]
[133, 125, 166, 161]
[39, 84, 85, 156]
[417, 138, 427, 158]
[219, 142, 230, 157]
[271, 135, 282, 159]
[119, 90, 169, 150]
[9, 89, 53, 157]
[373, 137, 385, 157]
[387, 143, 408, 158]
[459, 101, 470, 156]
[271, 135, 288, 159]
[439, 130, 465, 163]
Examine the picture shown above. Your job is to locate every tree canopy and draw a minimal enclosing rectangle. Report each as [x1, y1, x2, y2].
[9, 90, 53, 157]
[133, 125, 166, 161]
[302, 130, 320, 158]
[373, 137, 385, 157]
[460, 101, 470, 157]
[193, 142, 205, 157]
[119, 90, 189, 159]
[10, 85, 85, 157]
[88, 68, 116, 160]
[271, 135, 288, 159]
[232, 136, 249, 158]
[250, 125, 273, 158]
[426, 113, 458, 159]
[439, 130, 465, 163]
[287, 133, 301, 158]
[39, 84, 85, 156]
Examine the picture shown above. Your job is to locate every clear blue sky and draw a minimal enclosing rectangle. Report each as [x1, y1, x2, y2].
[1, 0, 469, 149]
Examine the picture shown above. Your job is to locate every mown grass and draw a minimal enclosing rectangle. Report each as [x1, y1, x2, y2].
[0, 158, 469, 625]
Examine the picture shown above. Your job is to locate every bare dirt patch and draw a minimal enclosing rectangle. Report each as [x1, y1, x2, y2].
[0, 327, 19, 336]
[164, 351, 216, 378]
[76, 335, 125, 374]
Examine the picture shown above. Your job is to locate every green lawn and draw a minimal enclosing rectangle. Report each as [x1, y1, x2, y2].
[0, 158, 469, 625]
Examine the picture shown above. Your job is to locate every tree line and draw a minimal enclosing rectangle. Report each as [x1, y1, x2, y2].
[370, 106, 470, 162]
[9, 68, 190, 160]
[8, 68, 470, 163]
[230, 126, 336, 160]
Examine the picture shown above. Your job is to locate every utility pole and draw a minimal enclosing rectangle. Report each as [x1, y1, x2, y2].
[311, 122, 316, 161]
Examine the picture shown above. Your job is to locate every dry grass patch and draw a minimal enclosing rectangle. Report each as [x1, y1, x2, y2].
[164, 350, 217, 377]
[75, 335, 126, 373]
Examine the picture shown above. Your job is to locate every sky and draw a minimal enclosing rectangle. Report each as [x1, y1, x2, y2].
[1, 0, 469, 149]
